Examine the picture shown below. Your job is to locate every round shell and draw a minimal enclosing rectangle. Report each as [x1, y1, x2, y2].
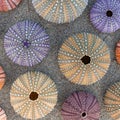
[90, 0, 120, 33]
[61, 91, 100, 120]
[32, 0, 88, 24]
[104, 82, 120, 120]
[10, 72, 58, 120]
[115, 41, 120, 64]
[58, 33, 110, 85]
[0, 66, 6, 90]
[0, 0, 21, 12]
[0, 107, 7, 120]
[4, 20, 50, 67]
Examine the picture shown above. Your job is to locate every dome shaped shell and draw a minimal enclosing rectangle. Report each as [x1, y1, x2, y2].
[4, 20, 50, 67]
[104, 82, 120, 120]
[115, 41, 120, 64]
[0, 107, 7, 120]
[90, 0, 120, 33]
[0, 66, 6, 90]
[0, 0, 21, 12]
[58, 33, 110, 85]
[10, 72, 58, 120]
[32, 0, 88, 23]
[61, 91, 100, 120]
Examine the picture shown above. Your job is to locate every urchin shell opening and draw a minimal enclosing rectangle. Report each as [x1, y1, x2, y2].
[106, 10, 113, 17]
[81, 55, 91, 65]
[29, 92, 38, 101]
[22, 39, 31, 48]
[81, 112, 87, 118]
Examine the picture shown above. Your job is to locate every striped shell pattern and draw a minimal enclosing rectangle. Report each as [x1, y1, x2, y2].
[0, 66, 6, 90]
[10, 72, 58, 120]
[0, 107, 7, 120]
[58, 33, 110, 85]
[32, 0, 88, 23]
[0, 0, 21, 12]
[61, 91, 100, 120]
[4, 20, 50, 66]
[104, 82, 120, 120]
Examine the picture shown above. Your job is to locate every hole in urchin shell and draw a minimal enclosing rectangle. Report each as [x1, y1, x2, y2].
[22, 39, 31, 48]
[81, 55, 91, 65]
[29, 92, 38, 101]
[81, 112, 87, 118]
[106, 10, 113, 17]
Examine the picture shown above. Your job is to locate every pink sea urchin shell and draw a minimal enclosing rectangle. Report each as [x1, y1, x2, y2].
[61, 91, 100, 120]
[0, 0, 21, 12]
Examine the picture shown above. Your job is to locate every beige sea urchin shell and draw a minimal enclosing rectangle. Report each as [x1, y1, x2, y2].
[58, 33, 110, 85]
[10, 72, 58, 120]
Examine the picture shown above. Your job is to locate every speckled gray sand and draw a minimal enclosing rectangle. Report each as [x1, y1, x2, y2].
[0, 0, 120, 120]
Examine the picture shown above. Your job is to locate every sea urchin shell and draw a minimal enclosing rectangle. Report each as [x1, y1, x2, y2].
[104, 82, 120, 120]
[10, 72, 58, 120]
[4, 20, 50, 66]
[0, 0, 21, 12]
[0, 107, 7, 120]
[61, 91, 100, 120]
[58, 33, 110, 85]
[0, 66, 6, 90]
[90, 0, 120, 33]
[32, 0, 88, 23]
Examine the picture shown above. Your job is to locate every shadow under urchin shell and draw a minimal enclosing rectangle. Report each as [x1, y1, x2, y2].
[10, 71, 58, 120]
[0, 0, 22, 12]
[90, 0, 120, 33]
[32, 0, 88, 24]
[104, 82, 120, 120]
[4, 20, 50, 67]
[58, 33, 111, 85]
[61, 91, 100, 120]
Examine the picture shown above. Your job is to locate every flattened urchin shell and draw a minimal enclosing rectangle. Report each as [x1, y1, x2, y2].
[0, 107, 7, 120]
[115, 41, 120, 64]
[32, 0, 88, 23]
[4, 20, 50, 66]
[0, 0, 21, 12]
[58, 33, 110, 85]
[0, 66, 6, 90]
[90, 0, 120, 33]
[61, 91, 100, 120]
[10, 72, 58, 120]
[104, 82, 120, 120]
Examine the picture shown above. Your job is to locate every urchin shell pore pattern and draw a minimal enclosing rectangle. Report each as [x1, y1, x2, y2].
[0, 66, 6, 90]
[4, 20, 50, 66]
[0, 107, 7, 120]
[61, 91, 100, 120]
[10, 72, 58, 120]
[115, 41, 120, 64]
[90, 0, 120, 33]
[32, 0, 88, 23]
[0, 0, 21, 12]
[104, 82, 120, 120]
[58, 33, 110, 85]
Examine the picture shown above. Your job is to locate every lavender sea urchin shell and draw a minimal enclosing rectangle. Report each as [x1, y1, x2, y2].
[90, 0, 120, 33]
[32, 0, 88, 23]
[58, 33, 110, 85]
[4, 20, 50, 66]
[61, 91, 100, 120]
[10, 72, 58, 120]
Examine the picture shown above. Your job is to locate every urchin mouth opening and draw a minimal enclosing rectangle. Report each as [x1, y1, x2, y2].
[81, 55, 91, 65]
[22, 39, 31, 48]
[81, 112, 87, 118]
[29, 92, 38, 101]
[106, 10, 113, 17]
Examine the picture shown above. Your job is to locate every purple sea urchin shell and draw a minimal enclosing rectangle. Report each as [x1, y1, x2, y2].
[90, 0, 120, 33]
[61, 91, 100, 120]
[4, 20, 50, 66]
